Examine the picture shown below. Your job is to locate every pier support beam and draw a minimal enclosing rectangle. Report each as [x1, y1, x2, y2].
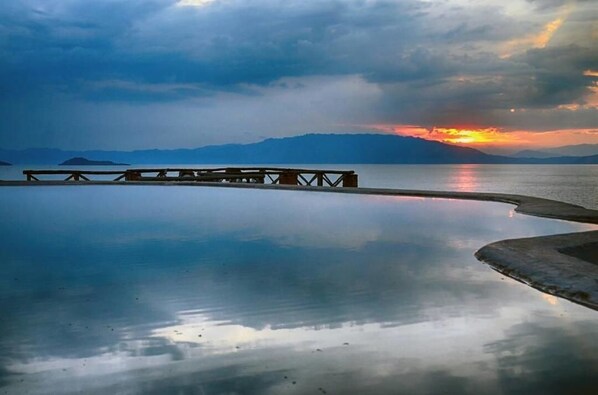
[342, 174, 358, 188]
[124, 171, 142, 181]
[317, 172, 324, 187]
[179, 170, 195, 178]
[279, 171, 299, 185]
[225, 168, 241, 183]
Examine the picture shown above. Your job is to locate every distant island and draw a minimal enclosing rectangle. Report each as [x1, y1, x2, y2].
[59, 157, 129, 166]
[0, 160, 11, 166]
[2, 134, 598, 165]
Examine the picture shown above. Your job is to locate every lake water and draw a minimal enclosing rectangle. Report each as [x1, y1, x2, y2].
[2, 164, 597, 209]
[0, 186, 596, 394]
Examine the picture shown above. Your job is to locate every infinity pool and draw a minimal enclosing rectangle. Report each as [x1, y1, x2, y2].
[0, 186, 596, 394]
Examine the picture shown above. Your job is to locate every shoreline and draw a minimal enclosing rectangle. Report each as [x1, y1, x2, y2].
[2, 180, 597, 310]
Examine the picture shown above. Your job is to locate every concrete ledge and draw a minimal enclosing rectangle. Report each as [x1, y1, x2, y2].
[2, 180, 598, 310]
[475, 231, 598, 310]
[2, 180, 597, 224]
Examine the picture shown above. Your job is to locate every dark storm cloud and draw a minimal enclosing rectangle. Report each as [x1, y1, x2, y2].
[526, 0, 570, 10]
[514, 45, 598, 107]
[0, 0, 173, 96]
[1, 0, 426, 93]
[0, 0, 531, 93]
[0, 0, 596, 148]
[526, 0, 594, 11]
[373, 43, 597, 128]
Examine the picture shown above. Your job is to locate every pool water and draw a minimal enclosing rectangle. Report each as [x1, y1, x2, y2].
[0, 186, 596, 394]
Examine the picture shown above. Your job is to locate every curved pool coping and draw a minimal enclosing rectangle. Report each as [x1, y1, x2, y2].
[2, 180, 597, 310]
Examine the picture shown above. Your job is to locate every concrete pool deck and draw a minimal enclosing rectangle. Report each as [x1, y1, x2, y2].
[2, 180, 597, 310]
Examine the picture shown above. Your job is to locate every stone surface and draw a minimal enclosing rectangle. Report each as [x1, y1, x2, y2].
[475, 231, 598, 310]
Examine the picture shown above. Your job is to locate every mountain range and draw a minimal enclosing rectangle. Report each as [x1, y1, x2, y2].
[1, 134, 598, 165]
[511, 144, 598, 158]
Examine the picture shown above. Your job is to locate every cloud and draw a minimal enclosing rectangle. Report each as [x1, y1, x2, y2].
[0, 0, 596, 149]
[0, 74, 382, 149]
[176, 0, 214, 6]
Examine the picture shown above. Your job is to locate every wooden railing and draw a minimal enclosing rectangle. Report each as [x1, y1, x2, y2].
[23, 167, 358, 187]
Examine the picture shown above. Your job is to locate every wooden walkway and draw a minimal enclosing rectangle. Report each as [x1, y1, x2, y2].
[23, 167, 358, 187]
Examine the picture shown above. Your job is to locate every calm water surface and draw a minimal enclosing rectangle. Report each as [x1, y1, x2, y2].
[353, 164, 598, 210]
[2, 164, 597, 209]
[0, 186, 596, 394]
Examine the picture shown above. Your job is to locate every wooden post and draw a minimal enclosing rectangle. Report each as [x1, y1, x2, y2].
[257, 169, 266, 184]
[179, 170, 195, 177]
[125, 171, 141, 181]
[225, 168, 240, 183]
[279, 171, 298, 185]
[342, 174, 358, 187]
[317, 172, 324, 187]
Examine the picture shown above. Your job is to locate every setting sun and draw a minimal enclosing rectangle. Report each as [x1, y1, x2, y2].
[367, 124, 516, 147]
[366, 123, 598, 152]
[430, 128, 507, 145]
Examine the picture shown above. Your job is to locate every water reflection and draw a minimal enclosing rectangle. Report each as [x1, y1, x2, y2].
[448, 164, 480, 192]
[0, 186, 596, 394]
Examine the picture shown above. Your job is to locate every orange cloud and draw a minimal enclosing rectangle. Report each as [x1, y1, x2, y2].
[510, 129, 598, 149]
[500, 2, 573, 58]
[367, 124, 598, 150]
[368, 124, 517, 146]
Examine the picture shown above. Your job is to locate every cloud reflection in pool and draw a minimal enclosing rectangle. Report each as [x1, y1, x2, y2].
[0, 186, 596, 394]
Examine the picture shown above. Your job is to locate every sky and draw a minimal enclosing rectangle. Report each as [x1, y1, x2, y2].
[0, 0, 596, 152]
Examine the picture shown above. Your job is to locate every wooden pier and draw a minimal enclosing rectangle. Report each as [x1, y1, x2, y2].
[23, 167, 358, 187]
